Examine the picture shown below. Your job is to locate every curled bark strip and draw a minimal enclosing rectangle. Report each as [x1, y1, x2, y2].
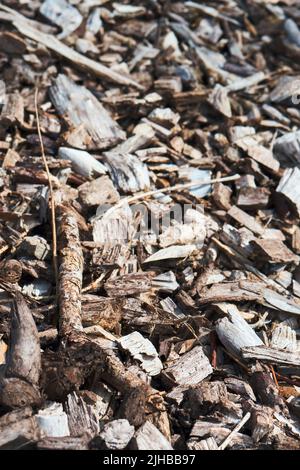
[58, 205, 84, 338]
[0, 293, 41, 408]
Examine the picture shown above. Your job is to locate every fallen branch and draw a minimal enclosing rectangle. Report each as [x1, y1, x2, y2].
[0, 4, 143, 90]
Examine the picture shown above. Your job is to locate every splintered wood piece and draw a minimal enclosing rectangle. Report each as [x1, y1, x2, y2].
[275, 167, 300, 217]
[64, 392, 99, 438]
[117, 331, 163, 376]
[0, 92, 24, 129]
[270, 324, 297, 352]
[103, 152, 150, 193]
[0, 5, 142, 89]
[218, 413, 251, 450]
[248, 405, 273, 443]
[50, 75, 126, 150]
[228, 206, 264, 236]
[58, 205, 84, 338]
[99, 419, 134, 450]
[131, 421, 173, 450]
[0, 294, 41, 408]
[162, 345, 212, 387]
[215, 304, 263, 358]
[242, 345, 300, 366]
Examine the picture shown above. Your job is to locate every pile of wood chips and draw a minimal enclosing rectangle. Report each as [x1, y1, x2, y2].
[1, 0, 300, 451]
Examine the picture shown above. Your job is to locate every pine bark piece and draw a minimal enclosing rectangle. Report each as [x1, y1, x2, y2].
[215, 304, 263, 358]
[81, 295, 121, 331]
[250, 238, 298, 264]
[199, 281, 262, 305]
[103, 152, 150, 193]
[91, 244, 130, 269]
[131, 421, 173, 450]
[184, 381, 228, 418]
[249, 365, 287, 412]
[50, 75, 126, 150]
[58, 205, 84, 338]
[237, 187, 269, 211]
[212, 182, 232, 210]
[0, 6, 142, 89]
[37, 436, 89, 450]
[162, 345, 212, 387]
[275, 167, 300, 217]
[228, 205, 264, 236]
[0, 259, 22, 284]
[224, 377, 256, 401]
[105, 273, 152, 297]
[0, 407, 41, 449]
[235, 136, 279, 173]
[0, 294, 41, 408]
[242, 345, 300, 366]
[78, 176, 120, 208]
[99, 419, 134, 450]
[249, 405, 273, 443]
[117, 331, 163, 377]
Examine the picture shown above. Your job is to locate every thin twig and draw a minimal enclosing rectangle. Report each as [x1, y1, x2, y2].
[104, 174, 240, 218]
[126, 173, 240, 204]
[34, 87, 58, 290]
[218, 412, 251, 450]
[270, 365, 279, 388]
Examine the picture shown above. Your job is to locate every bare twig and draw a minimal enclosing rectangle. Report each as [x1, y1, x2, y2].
[34, 87, 58, 290]
[218, 412, 251, 450]
[104, 174, 240, 218]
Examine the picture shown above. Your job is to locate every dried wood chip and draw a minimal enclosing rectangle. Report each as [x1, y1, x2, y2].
[162, 346, 212, 387]
[50, 75, 126, 150]
[118, 331, 163, 376]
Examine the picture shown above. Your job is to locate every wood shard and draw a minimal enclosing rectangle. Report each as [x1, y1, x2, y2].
[131, 421, 173, 450]
[162, 346, 212, 387]
[118, 331, 163, 376]
[50, 75, 126, 150]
